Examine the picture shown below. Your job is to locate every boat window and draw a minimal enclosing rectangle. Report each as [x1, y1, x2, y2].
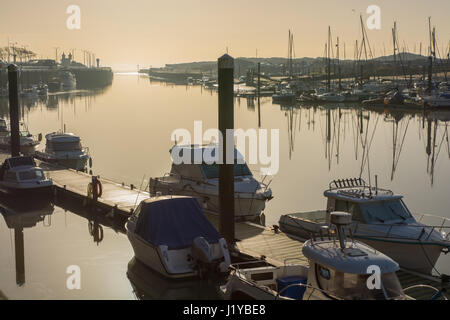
[360, 200, 411, 223]
[48, 141, 82, 152]
[18, 169, 44, 181]
[335, 200, 366, 222]
[315, 265, 404, 300]
[201, 163, 252, 179]
[318, 266, 330, 280]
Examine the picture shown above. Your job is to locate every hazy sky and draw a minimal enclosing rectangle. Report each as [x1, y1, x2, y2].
[1, 0, 449, 70]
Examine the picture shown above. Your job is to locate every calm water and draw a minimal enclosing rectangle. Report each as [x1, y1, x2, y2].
[1, 73, 450, 298]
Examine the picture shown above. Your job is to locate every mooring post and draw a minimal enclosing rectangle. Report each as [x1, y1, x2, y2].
[8, 64, 20, 157]
[14, 228, 25, 286]
[218, 54, 235, 246]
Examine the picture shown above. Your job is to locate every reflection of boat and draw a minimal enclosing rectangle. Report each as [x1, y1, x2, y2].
[0, 198, 54, 229]
[60, 71, 77, 90]
[0, 156, 52, 195]
[34, 132, 89, 170]
[126, 196, 231, 279]
[279, 178, 450, 275]
[127, 257, 221, 300]
[221, 212, 410, 300]
[149, 144, 273, 222]
[0, 122, 41, 155]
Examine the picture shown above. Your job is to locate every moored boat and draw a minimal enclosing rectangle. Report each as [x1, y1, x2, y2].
[0, 156, 52, 195]
[149, 144, 273, 223]
[126, 196, 231, 279]
[34, 132, 90, 170]
[279, 178, 450, 275]
[221, 212, 411, 300]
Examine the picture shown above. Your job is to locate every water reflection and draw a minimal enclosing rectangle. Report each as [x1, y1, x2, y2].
[127, 257, 220, 300]
[278, 103, 450, 187]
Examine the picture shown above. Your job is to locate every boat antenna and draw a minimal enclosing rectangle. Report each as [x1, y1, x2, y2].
[133, 174, 147, 210]
[330, 212, 352, 251]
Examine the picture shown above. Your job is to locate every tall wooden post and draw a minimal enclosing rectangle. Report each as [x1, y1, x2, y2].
[218, 54, 235, 246]
[8, 64, 20, 157]
[14, 228, 25, 286]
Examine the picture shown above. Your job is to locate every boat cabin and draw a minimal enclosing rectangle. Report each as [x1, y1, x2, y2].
[324, 178, 414, 225]
[169, 144, 253, 181]
[0, 156, 46, 183]
[45, 132, 83, 152]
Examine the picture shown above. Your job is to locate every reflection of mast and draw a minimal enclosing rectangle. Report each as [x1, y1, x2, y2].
[285, 106, 297, 159]
[425, 119, 448, 186]
[388, 112, 410, 181]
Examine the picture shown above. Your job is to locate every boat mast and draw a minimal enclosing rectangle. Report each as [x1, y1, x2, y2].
[327, 26, 331, 91]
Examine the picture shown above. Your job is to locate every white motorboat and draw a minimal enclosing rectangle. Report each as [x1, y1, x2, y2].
[149, 144, 273, 223]
[422, 92, 450, 108]
[0, 122, 40, 155]
[272, 90, 296, 104]
[315, 92, 345, 102]
[279, 178, 450, 275]
[0, 156, 52, 195]
[126, 196, 231, 279]
[34, 132, 90, 170]
[221, 212, 411, 300]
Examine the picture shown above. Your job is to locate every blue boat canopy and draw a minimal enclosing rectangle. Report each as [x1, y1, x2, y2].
[134, 197, 221, 249]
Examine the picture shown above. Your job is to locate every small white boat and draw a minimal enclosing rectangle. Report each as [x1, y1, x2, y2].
[34, 132, 90, 170]
[0, 156, 52, 195]
[272, 90, 296, 104]
[0, 122, 40, 155]
[315, 92, 345, 102]
[126, 196, 231, 279]
[149, 144, 273, 223]
[279, 178, 450, 275]
[221, 212, 410, 300]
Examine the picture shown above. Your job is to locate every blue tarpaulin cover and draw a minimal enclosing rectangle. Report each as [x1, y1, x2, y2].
[135, 197, 221, 249]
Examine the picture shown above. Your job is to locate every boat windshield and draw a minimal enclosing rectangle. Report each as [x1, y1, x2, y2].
[359, 200, 411, 223]
[20, 131, 32, 137]
[316, 264, 405, 300]
[48, 141, 82, 152]
[201, 163, 252, 179]
[18, 169, 45, 181]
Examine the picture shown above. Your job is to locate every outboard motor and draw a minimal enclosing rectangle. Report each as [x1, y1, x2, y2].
[192, 236, 214, 264]
[191, 237, 231, 278]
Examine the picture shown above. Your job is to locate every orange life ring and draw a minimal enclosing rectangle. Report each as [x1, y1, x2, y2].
[93, 179, 103, 198]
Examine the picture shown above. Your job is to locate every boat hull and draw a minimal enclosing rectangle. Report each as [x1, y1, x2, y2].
[126, 231, 197, 280]
[34, 153, 88, 171]
[354, 236, 443, 275]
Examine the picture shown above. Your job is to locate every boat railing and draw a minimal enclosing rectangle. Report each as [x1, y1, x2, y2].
[351, 221, 450, 244]
[328, 178, 393, 197]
